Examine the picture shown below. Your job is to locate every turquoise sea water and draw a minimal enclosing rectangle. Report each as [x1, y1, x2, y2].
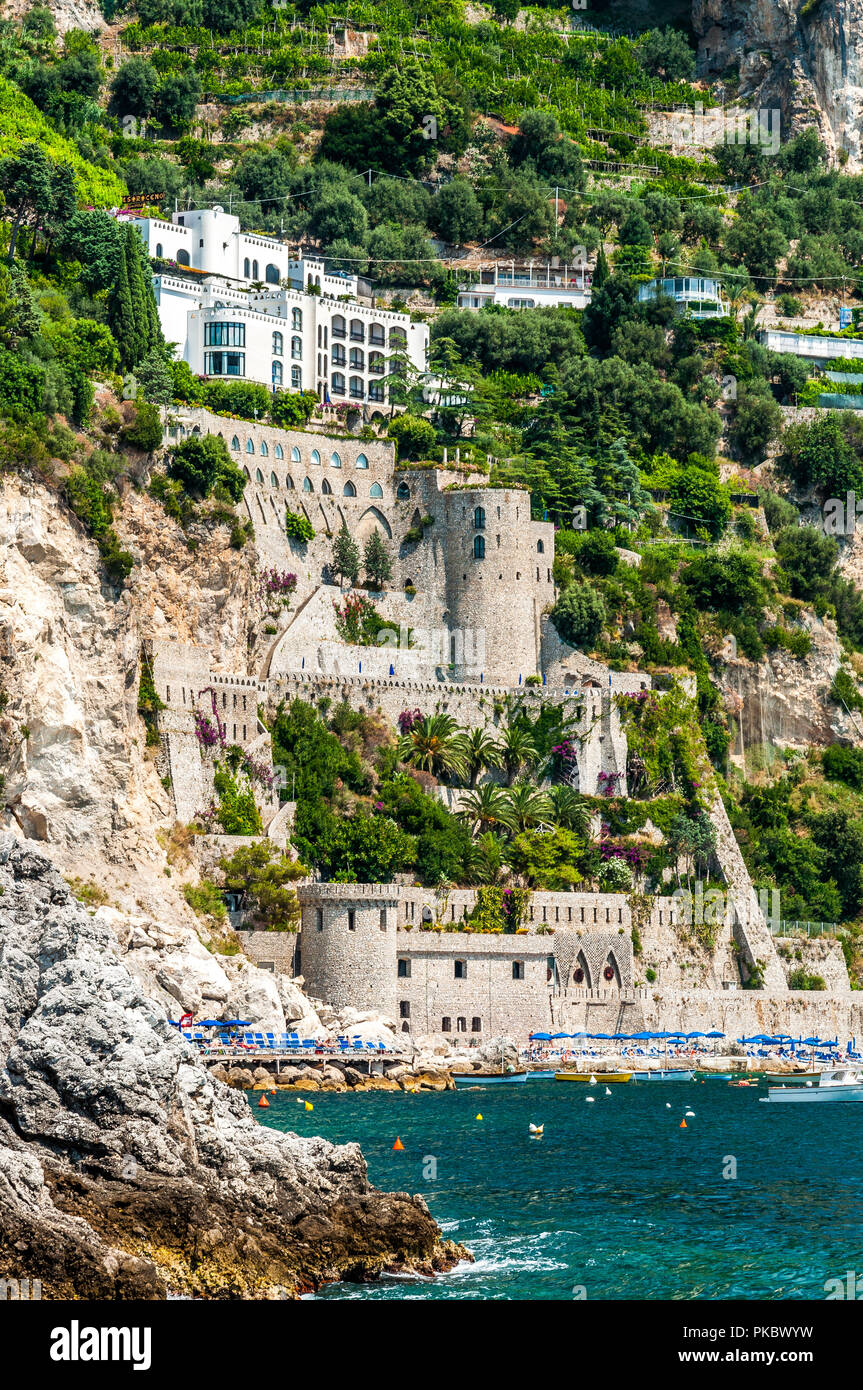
[256, 1079, 863, 1300]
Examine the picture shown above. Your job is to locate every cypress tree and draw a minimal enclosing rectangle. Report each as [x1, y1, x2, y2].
[108, 230, 136, 370]
[332, 522, 360, 586]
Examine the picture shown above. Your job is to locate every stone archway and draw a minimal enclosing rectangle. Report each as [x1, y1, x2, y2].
[356, 505, 392, 541]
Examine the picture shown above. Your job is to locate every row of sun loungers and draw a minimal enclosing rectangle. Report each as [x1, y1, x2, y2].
[181, 1031, 389, 1053]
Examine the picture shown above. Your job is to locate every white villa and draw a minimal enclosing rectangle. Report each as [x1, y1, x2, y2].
[457, 260, 591, 311]
[637, 275, 729, 319]
[131, 206, 428, 405]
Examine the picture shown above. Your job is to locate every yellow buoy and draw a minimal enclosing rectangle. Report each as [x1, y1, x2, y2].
[304, 1100, 314, 1111]
[475, 1113, 483, 1121]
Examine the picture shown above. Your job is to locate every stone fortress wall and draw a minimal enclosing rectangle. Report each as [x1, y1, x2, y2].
[151, 410, 856, 1040]
[284, 881, 859, 1045]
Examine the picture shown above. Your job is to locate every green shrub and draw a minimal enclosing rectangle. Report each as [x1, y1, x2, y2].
[183, 879, 227, 919]
[285, 508, 314, 543]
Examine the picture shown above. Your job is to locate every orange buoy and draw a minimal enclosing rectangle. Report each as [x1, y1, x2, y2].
[680, 1118, 687, 1128]
[258, 1095, 270, 1108]
[392, 1136, 405, 1151]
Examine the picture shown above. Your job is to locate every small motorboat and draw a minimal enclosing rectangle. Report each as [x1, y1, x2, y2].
[630, 1069, 696, 1082]
[729, 1079, 758, 1087]
[452, 1071, 528, 1086]
[555, 1071, 632, 1083]
[760, 1068, 863, 1104]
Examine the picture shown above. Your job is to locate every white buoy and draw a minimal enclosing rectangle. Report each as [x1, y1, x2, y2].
[588, 1074, 597, 1086]
[665, 1102, 671, 1109]
[685, 1110, 695, 1117]
[585, 1095, 595, 1103]
[604, 1087, 612, 1096]
[529, 1122, 544, 1136]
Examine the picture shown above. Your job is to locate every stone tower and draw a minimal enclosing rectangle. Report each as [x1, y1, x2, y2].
[297, 883, 400, 1020]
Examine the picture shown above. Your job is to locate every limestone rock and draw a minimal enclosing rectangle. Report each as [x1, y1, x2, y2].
[0, 837, 464, 1297]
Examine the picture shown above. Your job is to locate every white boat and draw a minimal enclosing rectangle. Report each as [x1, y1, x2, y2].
[760, 1068, 863, 1104]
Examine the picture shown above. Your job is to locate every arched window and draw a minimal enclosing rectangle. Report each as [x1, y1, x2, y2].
[292, 307, 302, 331]
[243, 466, 251, 480]
[255, 468, 264, 483]
[537, 539, 544, 553]
[331, 314, 346, 338]
[155, 242, 163, 258]
[457, 1017, 467, 1033]
[343, 481, 356, 497]
[291, 447, 301, 463]
[397, 481, 411, 500]
[311, 450, 321, 467]
[389, 326, 407, 348]
[246, 439, 254, 454]
[270, 472, 279, 487]
[369, 351, 385, 374]
[474, 535, 485, 560]
[331, 372, 345, 396]
[349, 318, 364, 341]
[322, 478, 332, 495]
[272, 361, 283, 386]
[285, 475, 294, 489]
[349, 347, 364, 370]
[442, 1017, 451, 1034]
[355, 453, 369, 470]
[349, 376, 364, 399]
[369, 322, 385, 346]
[260, 440, 268, 456]
[272, 331, 283, 355]
[244, 257, 250, 278]
[177, 249, 190, 267]
[474, 506, 486, 529]
[303, 477, 313, 492]
[330, 451, 342, 468]
[291, 365, 301, 389]
[231, 435, 240, 452]
[265, 263, 279, 284]
[370, 482, 383, 499]
[252, 259, 259, 279]
[290, 336, 301, 360]
[274, 443, 283, 460]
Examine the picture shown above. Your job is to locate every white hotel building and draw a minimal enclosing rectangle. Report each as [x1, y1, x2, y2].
[131, 206, 429, 405]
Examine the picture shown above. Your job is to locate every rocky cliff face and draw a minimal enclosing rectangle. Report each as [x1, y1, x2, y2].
[0, 837, 464, 1297]
[693, 0, 863, 170]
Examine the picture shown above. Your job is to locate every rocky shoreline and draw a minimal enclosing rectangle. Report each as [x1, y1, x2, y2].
[0, 838, 469, 1298]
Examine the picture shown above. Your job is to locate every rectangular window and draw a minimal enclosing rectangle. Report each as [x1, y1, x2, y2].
[512, 961, 525, 980]
[204, 322, 246, 348]
[397, 959, 410, 978]
[315, 908, 323, 932]
[347, 909, 355, 931]
[399, 1001, 410, 1019]
[471, 1017, 482, 1033]
[441, 1016, 451, 1033]
[380, 908, 387, 931]
[204, 351, 245, 377]
[454, 960, 466, 979]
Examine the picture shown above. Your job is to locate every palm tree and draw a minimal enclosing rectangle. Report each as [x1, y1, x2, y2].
[498, 723, 538, 786]
[463, 832, 507, 885]
[462, 727, 503, 787]
[459, 784, 517, 836]
[504, 783, 554, 833]
[548, 785, 591, 837]
[397, 713, 467, 782]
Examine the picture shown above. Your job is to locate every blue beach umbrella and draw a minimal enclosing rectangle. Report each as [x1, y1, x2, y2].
[530, 1032, 552, 1041]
